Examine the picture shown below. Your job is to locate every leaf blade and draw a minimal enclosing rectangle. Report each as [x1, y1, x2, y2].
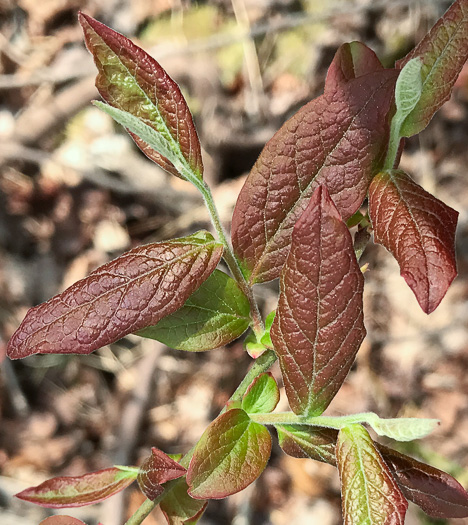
[136, 270, 250, 351]
[270, 186, 366, 416]
[336, 425, 408, 525]
[396, 0, 468, 136]
[186, 408, 271, 499]
[16, 467, 137, 508]
[160, 478, 207, 525]
[242, 373, 280, 414]
[231, 69, 398, 284]
[368, 169, 458, 313]
[7, 231, 223, 359]
[79, 13, 203, 181]
[137, 448, 186, 501]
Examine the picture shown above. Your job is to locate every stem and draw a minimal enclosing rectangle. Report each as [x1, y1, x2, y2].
[383, 117, 401, 170]
[124, 350, 277, 525]
[250, 411, 383, 429]
[197, 181, 264, 338]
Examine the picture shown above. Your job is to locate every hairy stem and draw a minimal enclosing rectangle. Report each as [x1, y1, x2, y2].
[197, 181, 265, 337]
[124, 350, 277, 525]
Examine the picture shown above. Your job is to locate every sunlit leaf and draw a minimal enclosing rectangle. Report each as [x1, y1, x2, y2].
[271, 186, 366, 416]
[160, 478, 207, 525]
[187, 408, 271, 499]
[369, 416, 439, 442]
[276, 425, 468, 518]
[16, 467, 137, 508]
[368, 169, 458, 313]
[79, 13, 203, 181]
[7, 231, 223, 359]
[137, 448, 186, 501]
[242, 373, 280, 414]
[231, 69, 397, 284]
[136, 270, 250, 351]
[336, 424, 408, 525]
[396, 0, 468, 136]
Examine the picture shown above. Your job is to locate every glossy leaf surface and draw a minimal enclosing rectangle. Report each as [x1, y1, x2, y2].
[276, 425, 338, 464]
[16, 467, 137, 508]
[369, 170, 458, 313]
[379, 445, 468, 518]
[326, 41, 383, 90]
[276, 425, 468, 518]
[187, 408, 271, 499]
[231, 69, 397, 283]
[241, 373, 280, 414]
[39, 518, 88, 525]
[336, 425, 408, 525]
[79, 13, 203, 181]
[160, 479, 207, 525]
[396, 0, 468, 136]
[7, 232, 223, 359]
[271, 186, 366, 416]
[137, 270, 250, 351]
[137, 448, 186, 501]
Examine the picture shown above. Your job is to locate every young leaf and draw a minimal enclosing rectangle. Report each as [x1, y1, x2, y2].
[276, 425, 338, 465]
[231, 68, 398, 284]
[396, 0, 468, 137]
[270, 186, 366, 416]
[379, 444, 468, 519]
[79, 13, 203, 182]
[137, 448, 186, 501]
[136, 270, 250, 351]
[325, 41, 384, 90]
[15, 467, 137, 508]
[369, 416, 439, 442]
[186, 408, 271, 499]
[160, 478, 207, 525]
[7, 231, 223, 359]
[40, 518, 88, 525]
[241, 373, 280, 414]
[368, 169, 458, 313]
[336, 425, 408, 525]
[276, 424, 468, 518]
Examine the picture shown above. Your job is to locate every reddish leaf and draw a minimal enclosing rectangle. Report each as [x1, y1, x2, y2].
[186, 408, 271, 499]
[40, 518, 88, 525]
[379, 445, 468, 519]
[79, 13, 203, 180]
[277, 425, 468, 519]
[16, 467, 137, 508]
[336, 425, 408, 525]
[160, 478, 207, 525]
[326, 41, 384, 90]
[368, 170, 458, 313]
[270, 186, 366, 416]
[396, 0, 468, 136]
[276, 425, 338, 465]
[7, 231, 223, 359]
[231, 69, 397, 284]
[137, 448, 186, 501]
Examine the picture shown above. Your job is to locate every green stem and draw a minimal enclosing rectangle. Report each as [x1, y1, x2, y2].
[250, 411, 383, 429]
[124, 350, 277, 525]
[383, 118, 401, 170]
[197, 181, 264, 337]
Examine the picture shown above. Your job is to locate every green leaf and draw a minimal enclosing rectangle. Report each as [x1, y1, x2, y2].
[160, 478, 207, 525]
[136, 270, 250, 351]
[15, 467, 137, 508]
[396, 0, 468, 136]
[336, 424, 408, 525]
[242, 373, 280, 414]
[186, 408, 271, 499]
[79, 13, 203, 182]
[368, 416, 439, 442]
[395, 58, 423, 119]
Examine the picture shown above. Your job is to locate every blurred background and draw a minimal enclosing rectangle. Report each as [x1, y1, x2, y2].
[1, 0, 468, 523]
